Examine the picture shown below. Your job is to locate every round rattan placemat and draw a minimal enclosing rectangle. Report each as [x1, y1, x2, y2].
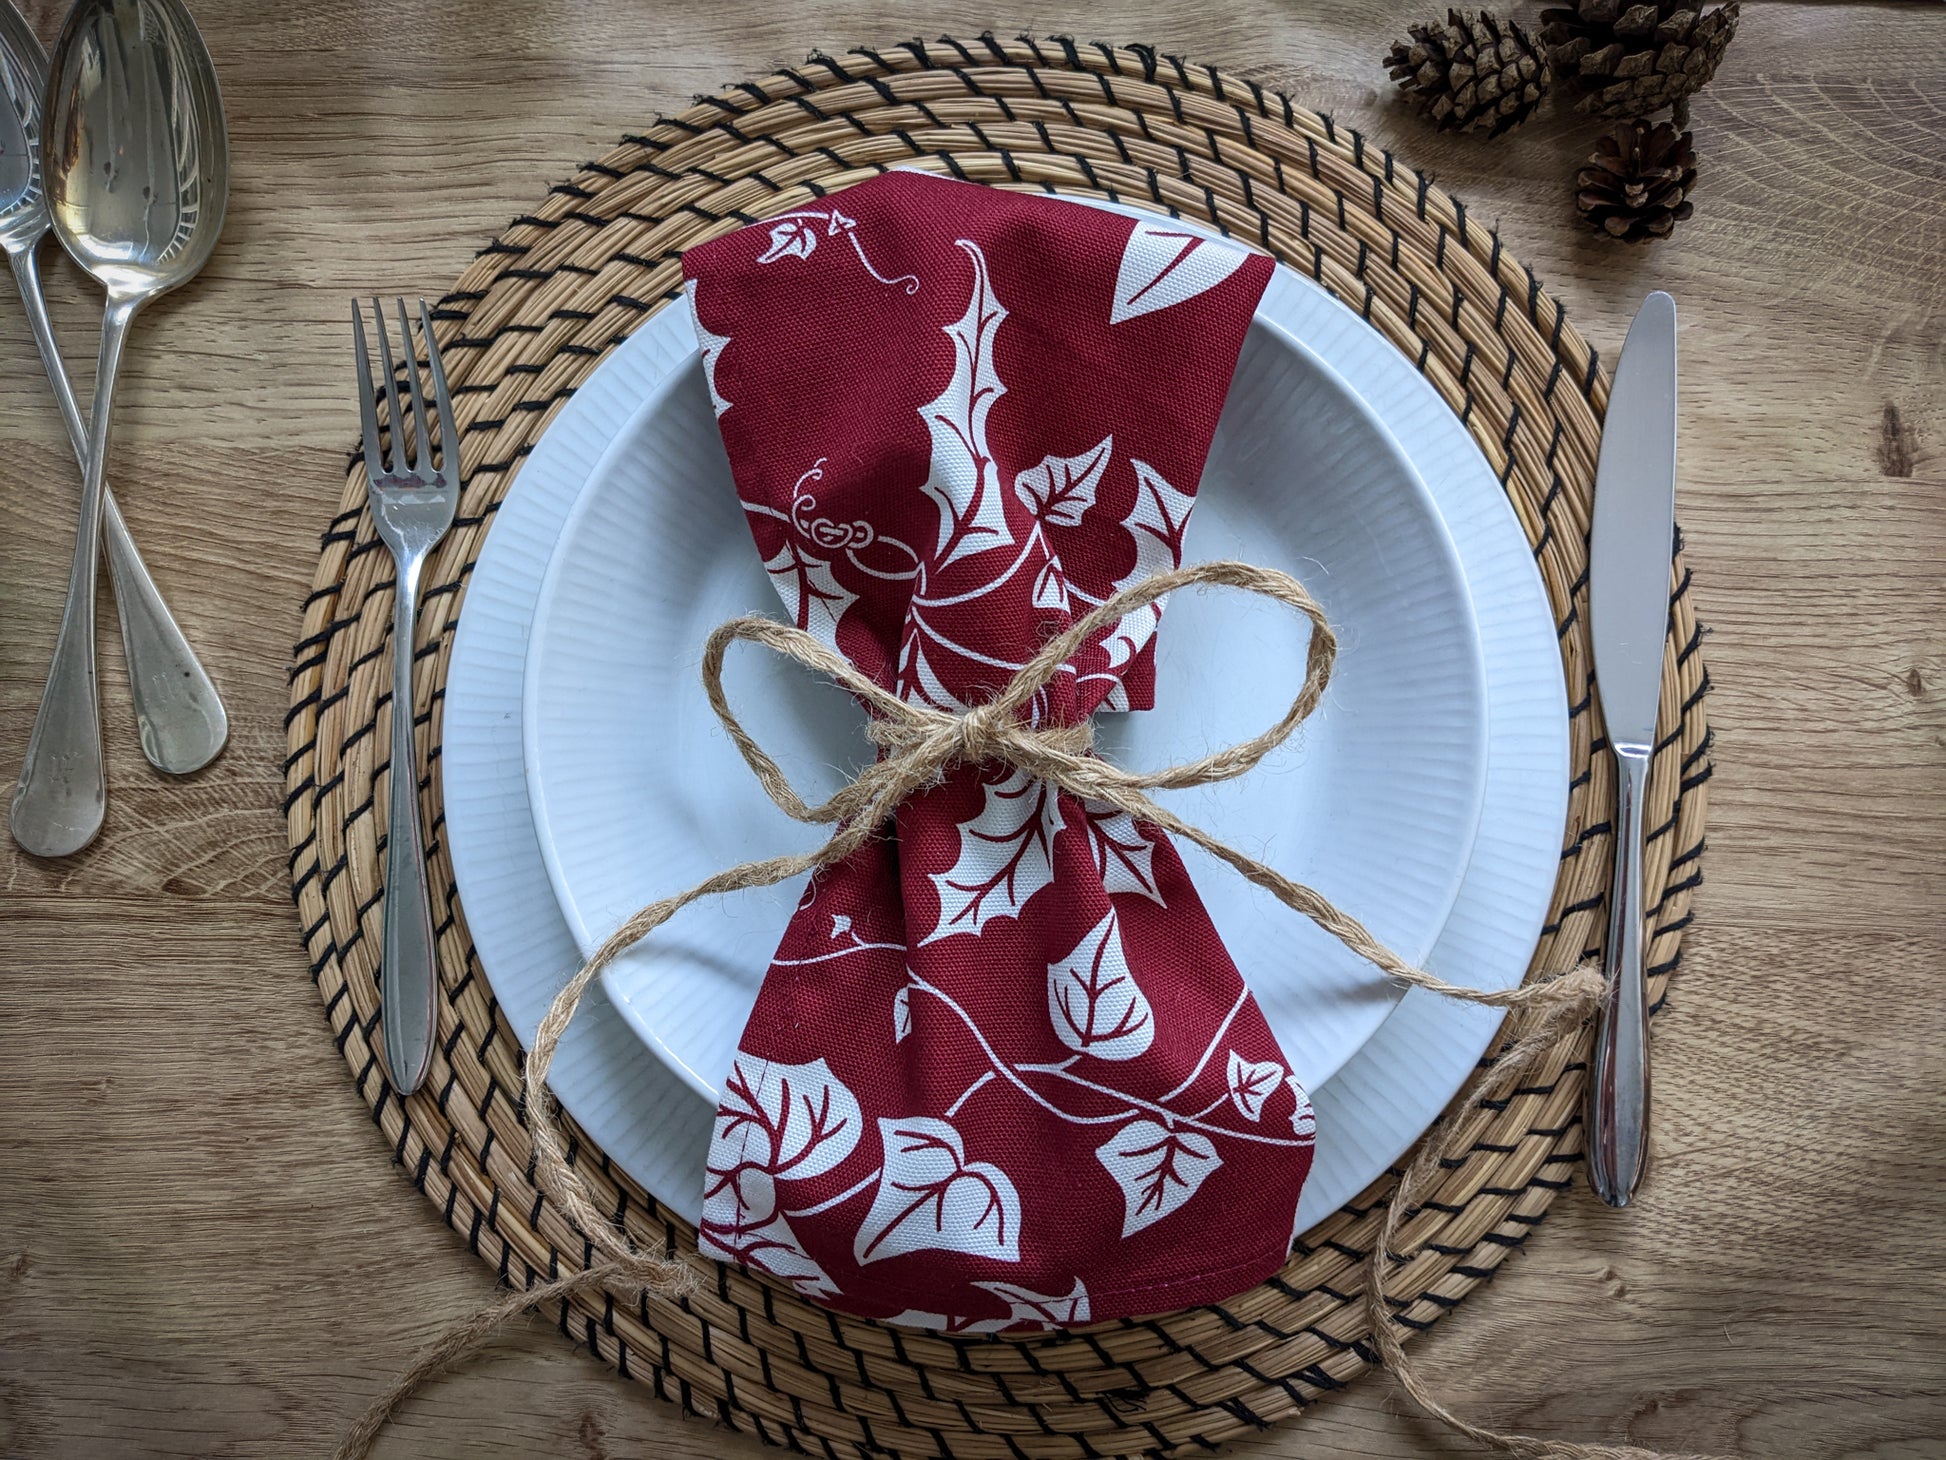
[286, 36, 1711, 1459]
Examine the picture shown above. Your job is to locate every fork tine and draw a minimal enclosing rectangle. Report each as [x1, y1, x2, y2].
[419, 300, 461, 485]
[351, 301, 386, 482]
[395, 298, 435, 476]
[370, 295, 408, 477]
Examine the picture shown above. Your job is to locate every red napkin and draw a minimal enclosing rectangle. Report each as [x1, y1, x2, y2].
[682, 171, 1313, 1329]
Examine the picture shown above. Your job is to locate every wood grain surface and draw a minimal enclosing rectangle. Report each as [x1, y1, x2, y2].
[1, 2, 1941, 1457]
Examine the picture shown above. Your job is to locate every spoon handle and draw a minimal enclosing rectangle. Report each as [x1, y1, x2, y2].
[11, 292, 139, 857]
[8, 246, 227, 775]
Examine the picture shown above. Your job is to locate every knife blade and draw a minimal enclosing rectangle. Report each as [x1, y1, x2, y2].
[1586, 290, 1677, 1208]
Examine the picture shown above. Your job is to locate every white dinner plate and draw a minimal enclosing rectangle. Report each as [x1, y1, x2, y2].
[523, 309, 1490, 1103]
[441, 206, 1567, 1235]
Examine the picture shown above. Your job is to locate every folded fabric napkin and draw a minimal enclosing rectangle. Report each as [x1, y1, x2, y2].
[681, 170, 1312, 1329]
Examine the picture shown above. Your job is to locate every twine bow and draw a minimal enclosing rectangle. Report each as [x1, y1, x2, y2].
[338, 558, 1731, 1460]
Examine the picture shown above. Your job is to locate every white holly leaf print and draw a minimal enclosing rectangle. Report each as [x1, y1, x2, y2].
[918, 240, 1013, 569]
[763, 537, 856, 649]
[758, 213, 820, 263]
[1287, 1075, 1317, 1140]
[1081, 799, 1164, 905]
[1226, 1050, 1286, 1123]
[924, 767, 1064, 944]
[686, 281, 732, 418]
[893, 984, 913, 1043]
[698, 1168, 840, 1300]
[1047, 908, 1155, 1062]
[1096, 1119, 1222, 1237]
[1014, 436, 1112, 529]
[854, 1116, 1023, 1266]
[710, 1054, 863, 1182]
[974, 1276, 1091, 1326]
[1110, 220, 1251, 324]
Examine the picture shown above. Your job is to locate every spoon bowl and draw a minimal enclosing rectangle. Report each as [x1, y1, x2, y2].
[0, 5, 47, 253]
[45, 0, 227, 302]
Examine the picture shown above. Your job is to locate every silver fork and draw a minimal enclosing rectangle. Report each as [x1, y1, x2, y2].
[354, 298, 461, 1095]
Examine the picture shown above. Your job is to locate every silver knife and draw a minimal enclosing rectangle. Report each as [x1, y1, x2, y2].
[1586, 290, 1678, 1208]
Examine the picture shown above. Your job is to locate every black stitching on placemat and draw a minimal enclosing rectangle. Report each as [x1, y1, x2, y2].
[287, 46, 1713, 1449]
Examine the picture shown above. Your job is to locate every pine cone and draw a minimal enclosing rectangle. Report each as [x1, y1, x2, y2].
[1576, 120, 1697, 241]
[1539, 0, 1740, 120]
[1385, 10, 1551, 137]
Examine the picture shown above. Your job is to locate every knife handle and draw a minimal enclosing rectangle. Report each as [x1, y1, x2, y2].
[1587, 747, 1652, 1206]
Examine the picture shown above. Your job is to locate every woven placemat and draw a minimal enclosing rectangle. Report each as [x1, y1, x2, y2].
[286, 36, 1711, 1458]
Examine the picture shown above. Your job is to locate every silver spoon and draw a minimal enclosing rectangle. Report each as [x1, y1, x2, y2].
[11, 0, 228, 857]
[0, 3, 226, 789]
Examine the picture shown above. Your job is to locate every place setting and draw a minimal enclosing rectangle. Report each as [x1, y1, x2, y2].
[275, 35, 1711, 1460]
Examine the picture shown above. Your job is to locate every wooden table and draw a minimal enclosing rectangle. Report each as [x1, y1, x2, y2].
[2, 2, 1940, 1456]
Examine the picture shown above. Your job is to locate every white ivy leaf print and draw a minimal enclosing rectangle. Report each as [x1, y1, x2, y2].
[918, 240, 1013, 569]
[1226, 1050, 1286, 1123]
[830, 914, 852, 939]
[1013, 436, 1112, 529]
[698, 1168, 840, 1300]
[1099, 605, 1161, 674]
[898, 630, 970, 713]
[1287, 1075, 1318, 1140]
[756, 206, 922, 294]
[763, 537, 856, 649]
[1081, 799, 1165, 905]
[1096, 1119, 1222, 1237]
[1030, 554, 1071, 613]
[974, 1276, 1091, 1326]
[758, 213, 819, 263]
[883, 1310, 1014, 1334]
[924, 767, 1064, 944]
[893, 984, 913, 1043]
[854, 1116, 1023, 1265]
[1047, 907, 1155, 1062]
[710, 1053, 863, 1183]
[1110, 220, 1250, 324]
[1096, 458, 1197, 677]
[686, 281, 732, 418]
[700, 1054, 859, 1300]
[1121, 459, 1195, 586]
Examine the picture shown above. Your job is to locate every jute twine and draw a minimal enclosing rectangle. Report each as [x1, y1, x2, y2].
[337, 561, 1721, 1460]
[290, 34, 1714, 1460]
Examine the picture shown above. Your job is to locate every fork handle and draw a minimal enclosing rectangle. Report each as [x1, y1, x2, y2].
[1587, 747, 1652, 1206]
[10, 244, 228, 775]
[381, 556, 439, 1094]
